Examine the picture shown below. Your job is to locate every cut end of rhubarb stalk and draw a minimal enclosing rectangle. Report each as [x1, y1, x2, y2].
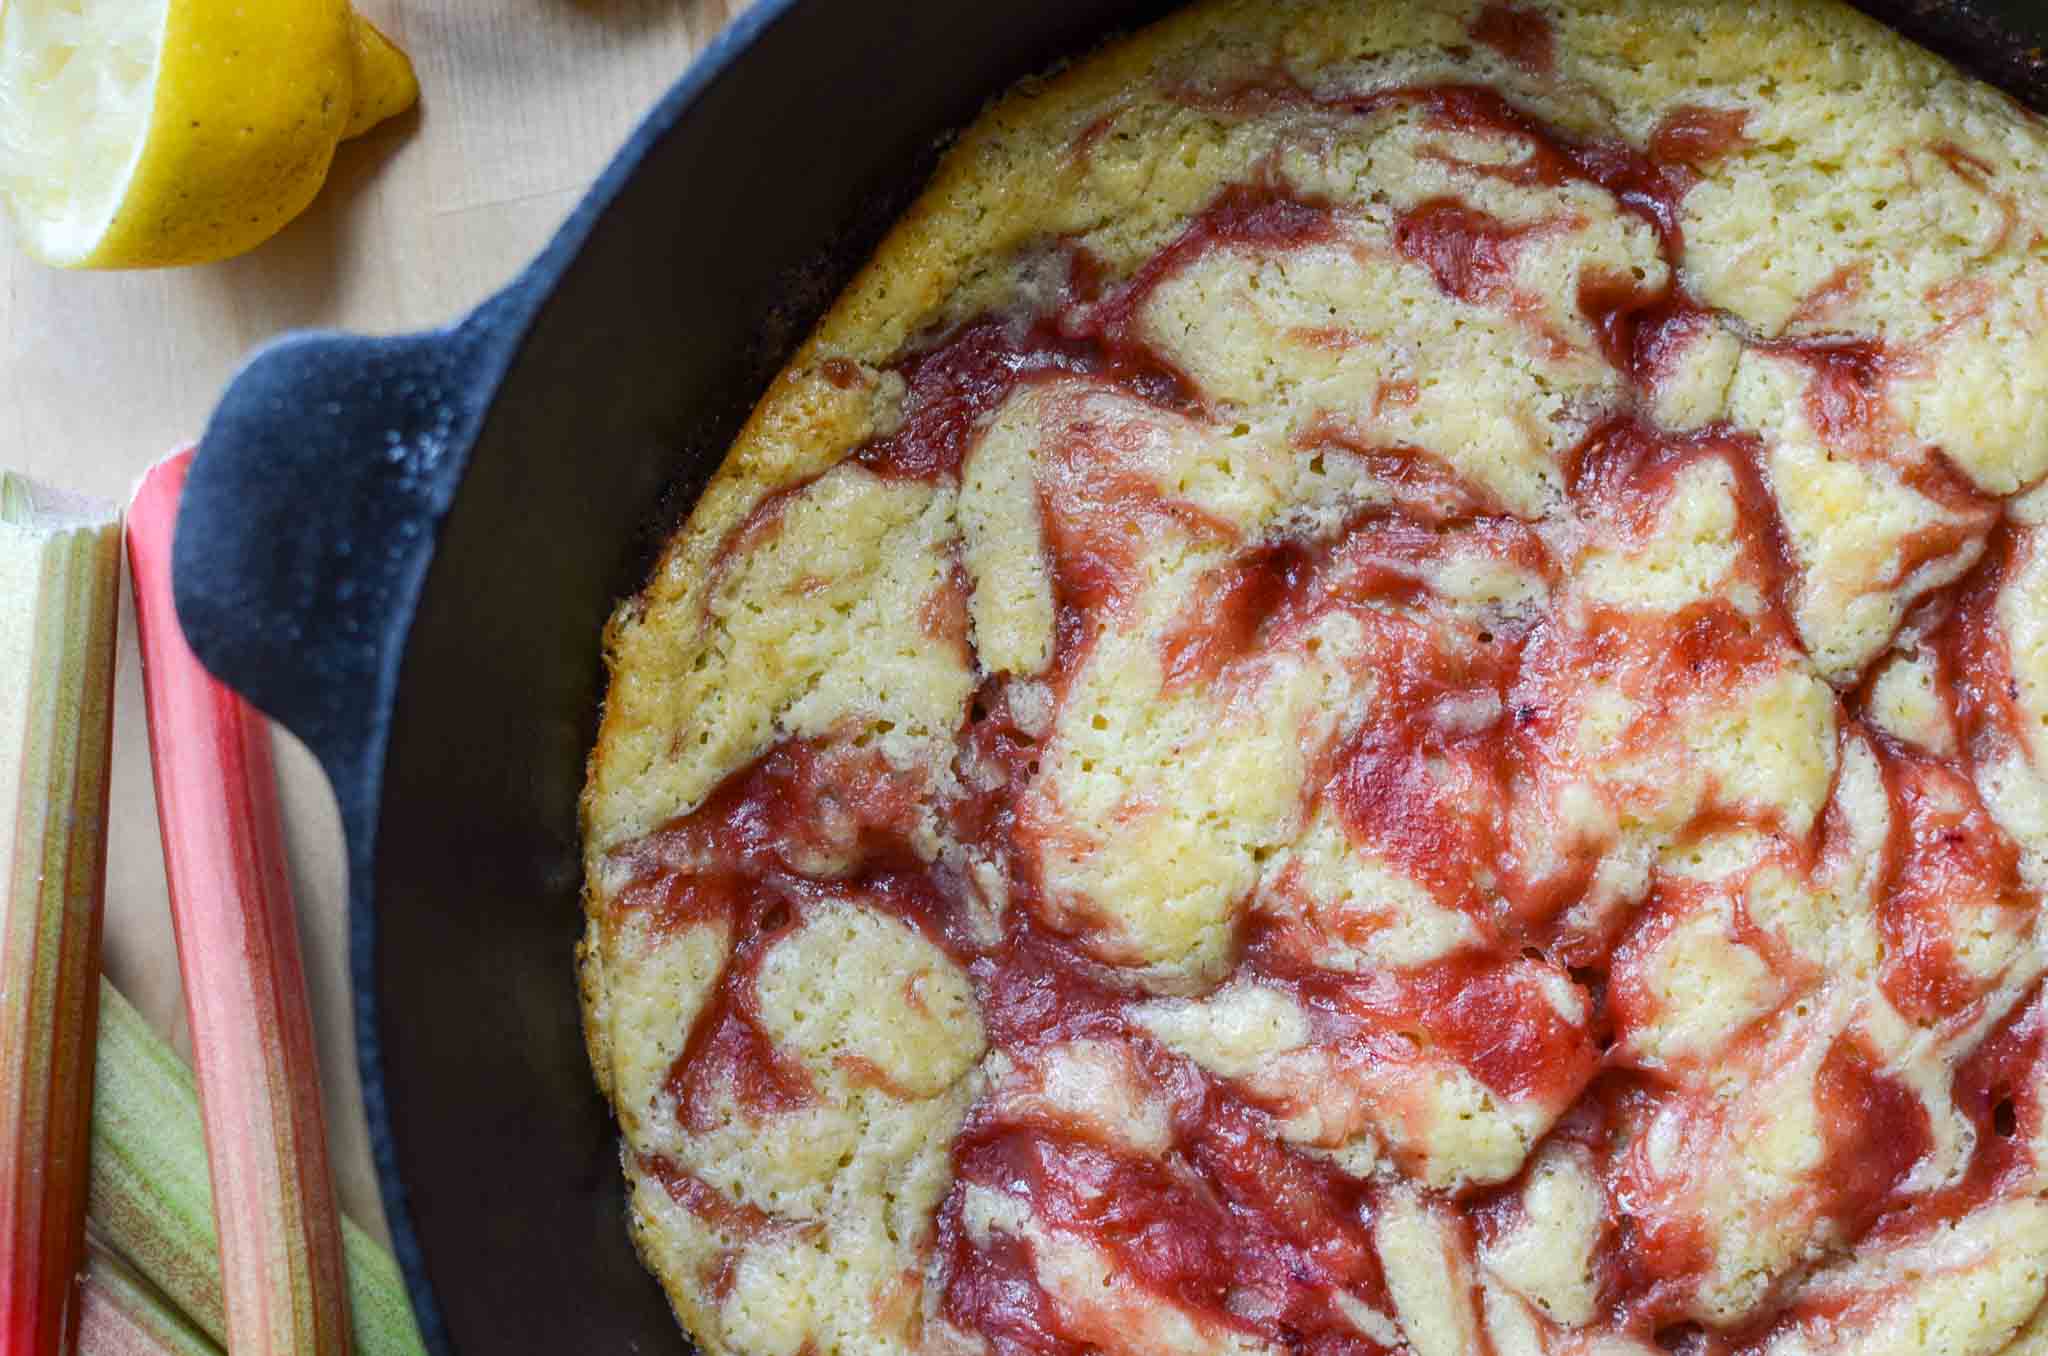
[0, 470, 121, 1356]
[129, 450, 356, 1356]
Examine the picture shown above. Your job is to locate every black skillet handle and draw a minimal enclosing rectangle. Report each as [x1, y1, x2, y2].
[172, 301, 515, 837]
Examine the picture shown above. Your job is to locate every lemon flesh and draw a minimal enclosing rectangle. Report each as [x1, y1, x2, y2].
[0, 0, 162, 265]
[0, 0, 416, 268]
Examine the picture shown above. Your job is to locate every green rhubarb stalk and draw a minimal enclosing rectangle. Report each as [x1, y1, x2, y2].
[91, 979, 427, 1356]
[77, 1242, 223, 1356]
[0, 471, 121, 1356]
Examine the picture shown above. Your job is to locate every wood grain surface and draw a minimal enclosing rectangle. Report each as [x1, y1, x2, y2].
[5, 0, 750, 1247]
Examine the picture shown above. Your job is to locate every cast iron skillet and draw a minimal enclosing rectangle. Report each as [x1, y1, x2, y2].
[172, 2, 2048, 1351]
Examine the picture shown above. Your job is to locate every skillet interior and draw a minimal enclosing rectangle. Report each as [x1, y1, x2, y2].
[366, 1, 2048, 1350]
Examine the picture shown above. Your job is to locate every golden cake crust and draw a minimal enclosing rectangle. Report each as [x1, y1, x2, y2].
[580, 3, 2048, 1354]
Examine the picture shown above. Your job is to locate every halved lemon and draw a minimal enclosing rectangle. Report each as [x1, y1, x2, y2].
[0, 0, 417, 268]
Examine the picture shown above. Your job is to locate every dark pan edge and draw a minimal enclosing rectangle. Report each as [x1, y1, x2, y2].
[1853, 0, 2048, 110]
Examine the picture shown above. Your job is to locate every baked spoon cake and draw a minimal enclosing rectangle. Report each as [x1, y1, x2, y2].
[579, 1, 2048, 1352]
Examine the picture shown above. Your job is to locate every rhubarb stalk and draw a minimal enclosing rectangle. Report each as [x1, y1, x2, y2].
[1, 471, 122, 1356]
[77, 1242, 223, 1356]
[128, 450, 352, 1355]
[91, 980, 425, 1355]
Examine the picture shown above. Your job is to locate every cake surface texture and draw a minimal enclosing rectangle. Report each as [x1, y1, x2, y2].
[579, 3, 2048, 1352]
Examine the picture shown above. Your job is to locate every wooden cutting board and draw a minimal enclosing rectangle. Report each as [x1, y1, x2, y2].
[6, 0, 751, 1247]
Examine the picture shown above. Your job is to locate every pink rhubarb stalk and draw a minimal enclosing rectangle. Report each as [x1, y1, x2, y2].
[1, 472, 122, 1356]
[128, 450, 352, 1356]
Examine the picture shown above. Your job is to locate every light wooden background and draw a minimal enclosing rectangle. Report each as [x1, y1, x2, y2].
[8, 0, 752, 1246]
